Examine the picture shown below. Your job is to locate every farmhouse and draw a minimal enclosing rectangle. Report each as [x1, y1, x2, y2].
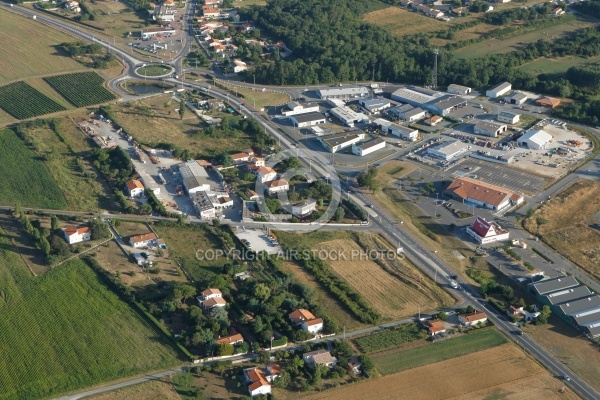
[216, 333, 244, 345]
[289, 112, 326, 128]
[140, 27, 176, 39]
[447, 84, 472, 95]
[128, 232, 159, 248]
[535, 96, 561, 108]
[352, 137, 386, 156]
[292, 199, 317, 218]
[318, 130, 365, 153]
[458, 311, 488, 326]
[330, 106, 367, 127]
[201, 296, 227, 310]
[467, 216, 510, 244]
[506, 305, 540, 322]
[282, 101, 320, 117]
[389, 105, 427, 122]
[474, 121, 508, 137]
[517, 129, 553, 150]
[426, 139, 470, 161]
[190, 191, 216, 219]
[529, 276, 580, 297]
[381, 122, 419, 141]
[505, 91, 528, 105]
[231, 148, 254, 164]
[265, 178, 289, 194]
[444, 177, 524, 210]
[317, 86, 369, 100]
[486, 82, 512, 98]
[180, 161, 212, 194]
[200, 288, 222, 300]
[423, 319, 446, 336]
[303, 349, 337, 369]
[497, 111, 520, 124]
[425, 95, 468, 116]
[244, 368, 271, 397]
[125, 179, 145, 198]
[359, 98, 391, 114]
[62, 225, 91, 245]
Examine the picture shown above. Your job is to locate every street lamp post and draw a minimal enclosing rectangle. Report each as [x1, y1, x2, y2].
[253, 74, 256, 86]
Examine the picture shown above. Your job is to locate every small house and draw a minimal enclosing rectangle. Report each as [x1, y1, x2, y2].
[62, 225, 91, 245]
[458, 311, 488, 326]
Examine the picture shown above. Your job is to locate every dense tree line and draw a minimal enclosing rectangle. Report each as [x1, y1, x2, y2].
[482, 3, 558, 25]
[573, 0, 600, 18]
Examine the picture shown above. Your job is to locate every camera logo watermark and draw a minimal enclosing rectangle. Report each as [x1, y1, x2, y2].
[196, 248, 405, 262]
[253, 147, 341, 232]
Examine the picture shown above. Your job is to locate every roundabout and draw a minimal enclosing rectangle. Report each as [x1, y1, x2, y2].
[134, 64, 174, 78]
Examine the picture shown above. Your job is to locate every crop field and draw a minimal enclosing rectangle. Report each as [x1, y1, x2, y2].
[0, 227, 180, 400]
[456, 17, 598, 59]
[524, 179, 600, 276]
[372, 328, 508, 375]
[18, 120, 116, 211]
[44, 72, 116, 107]
[519, 55, 600, 75]
[315, 235, 455, 319]
[0, 81, 66, 119]
[303, 343, 578, 400]
[111, 94, 253, 158]
[0, 129, 67, 209]
[0, 11, 84, 84]
[362, 6, 446, 37]
[354, 323, 426, 353]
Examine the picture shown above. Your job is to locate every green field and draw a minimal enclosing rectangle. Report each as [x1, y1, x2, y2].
[518, 55, 600, 75]
[0, 129, 67, 209]
[0, 81, 66, 119]
[354, 323, 427, 353]
[373, 328, 508, 375]
[0, 227, 180, 400]
[44, 72, 116, 107]
[0, 11, 85, 85]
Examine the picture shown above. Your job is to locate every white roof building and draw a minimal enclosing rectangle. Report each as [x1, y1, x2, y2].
[317, 86, 369, 100]
[318, 130, 365, 153]
[359, 98, 391, 114]
[330, 106, 367, 127]
[447, 84, 472, 95]
[467, 216, 510, 244]
[486, 82, 512, 98]
[180, 161, 212, 193]
[517, 129, 553, 150]
[352, 137, 386, 156]
[426, 139, 470, 161]
[282, 101, 320, 117]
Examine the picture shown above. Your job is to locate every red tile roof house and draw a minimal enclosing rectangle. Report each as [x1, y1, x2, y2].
[423, 318, 446, 336]
[466, 216, 510, 244]
[244, 365, 280, 397]
[289, 309, 324, 334]
[125, 179, 145, 198]
[200, 296, 227, 311]
[128, 232, 159, 248]
[458, 311, 488, 326]
[62, 225, 91, 245]
[216, 333, 244, 345]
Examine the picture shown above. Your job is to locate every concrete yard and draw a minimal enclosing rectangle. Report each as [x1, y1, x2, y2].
[234, 227, 282, 255]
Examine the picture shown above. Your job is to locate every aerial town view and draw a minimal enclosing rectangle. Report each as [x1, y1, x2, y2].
[1, 0, 600, 398]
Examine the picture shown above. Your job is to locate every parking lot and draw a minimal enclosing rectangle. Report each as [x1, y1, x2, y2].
[447, 158, 547, 194]
[235, 228, 282, 255]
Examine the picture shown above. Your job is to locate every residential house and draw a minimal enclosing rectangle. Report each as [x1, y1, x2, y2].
[347, 356, 362, 375]
[199, 288, 222, 300]
[291, 199, 317, 218]
[551, 7, 565, 15]
[458, 311, 488, 326]
[244, 368, 271, 397]
[289, 308, 323, 333]
[303, 349, 337, 369]
[256, 166, 277, 183]
[62, 225, 91, 245]
[265, 178, 289, 194]
[231, 148, 254, 164]
[200, 296, 227, 311]
[233, 60, 248, 73]
[506, 305, 540, 322]
[466, 216, 510, 244]
[423, 318, 446, 336]
[128, 232, 158, 248]
[216, 333, 244, 345]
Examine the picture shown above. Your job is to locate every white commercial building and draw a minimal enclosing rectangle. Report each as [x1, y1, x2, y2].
[358, 98, 391, 114]
[330, 106, 367, 127]
[391, 88, 436, 106]
[317, 86, 369, 100]
[505, 91, 528, 105]
[381, 122, 419, 141]
[282, 101, 320, 117]
[497, 111, 520, 124]
[318, 130, 365, 153]
[486, 82, 512, 98]
[292, 199, 317, 217]
[190, 191, 216, 219]
[289, 112, 326, 128]
[426, 140, 470, 161]
[517, 129, 553, 150]
[447, 84, 472, 95]
[474, 121, 508, 138]
[352, 138, 386, 156]
[180, 160, 212, 194]
[467, 216, 510, 244]
[140, 27, 176, 39]
[389, 105, 427, 122]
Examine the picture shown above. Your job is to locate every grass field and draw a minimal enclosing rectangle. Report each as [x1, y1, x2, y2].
[0, 11, 84, 84]
[17, 119, 116, 211]
[430, 23, 500, 47]
[372, 328, 507, 375]
[218, 81, 291, 110]
[303, 343, 578, 400]
[0, 129, 67, 209]
[456, 16, 598, 59]
[518, 55, 600, 75]
[44, 72, 116, 107]
[354, 323, 425, 353]
[90, 380, 181, 400]
[524, 179, 600, 276]
[362, 6, 446, 37]
[137, 65, 174, 77]
[0, 226, 180, 400]
[316, 235, 455, 319]
[111, 94, 253, 158]
[0, 81, 66, 119]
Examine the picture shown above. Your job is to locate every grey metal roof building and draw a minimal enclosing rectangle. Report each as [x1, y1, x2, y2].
[180, 161, 211, 194]
[586, 325, 600, 338]
[573, 309, 600, 327]
[544, 285, 592, 306]
[558, 296, 600, 316]
[530, 276, 579, 296]
[391, 88, 436, 106]
[317, 86, 369, 100]
[424, 95, 467, 116]
[290, 112, 326, 124]
[359, 98, 390, 112]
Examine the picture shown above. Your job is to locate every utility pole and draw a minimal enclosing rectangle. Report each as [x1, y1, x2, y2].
[433, 48, 439, 90]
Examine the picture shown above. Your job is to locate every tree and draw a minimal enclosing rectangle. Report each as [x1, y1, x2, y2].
[209, 306, 229, 325]
[537, 305, 552, 324]
[332, 340, 353, 358]
[215, 153, 233, 167]
[40, 237, 51, 257]
[89, 219, 111, 240]
[217, 343, 234, 356]
[333, 206, 345, 221]
[50, 215, 60, 231]
[438, 311, 448, 321]
[138, 204, 153, 215]
[358, 355, 374, 372]
[357, 167, 379, 192]
[253, 283, 271, 302]
[179, 99, 186, 119]
[191, 328, 214, 347]
[172, 283, 196, 304]
[257, 350, 271, 363]
[14, 202, 21, 216]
